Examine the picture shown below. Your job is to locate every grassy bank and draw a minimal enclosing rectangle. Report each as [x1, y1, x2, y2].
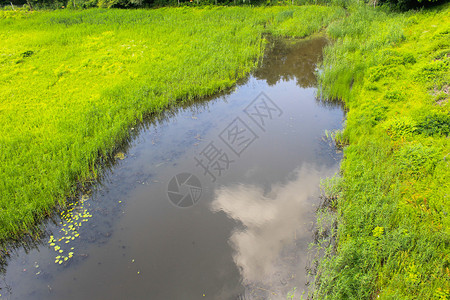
[313, 3, 449, 299]
[0, 6, 344, 243]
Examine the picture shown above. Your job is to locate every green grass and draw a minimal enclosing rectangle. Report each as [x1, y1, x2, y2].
[313, 3, 450, 299]
[0, 6, 344, 242]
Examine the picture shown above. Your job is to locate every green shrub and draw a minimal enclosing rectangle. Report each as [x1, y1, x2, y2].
[415, 111, 450, 136]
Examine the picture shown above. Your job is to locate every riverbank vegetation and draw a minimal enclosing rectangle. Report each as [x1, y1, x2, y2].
[313, 3, 449, 299]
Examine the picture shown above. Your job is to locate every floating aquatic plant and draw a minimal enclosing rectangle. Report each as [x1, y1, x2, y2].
[48, 194, 93, 265]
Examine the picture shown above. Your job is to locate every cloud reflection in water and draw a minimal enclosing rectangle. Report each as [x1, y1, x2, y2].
[211, 166, 326, 299]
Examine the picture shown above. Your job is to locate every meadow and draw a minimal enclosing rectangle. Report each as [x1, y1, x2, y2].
[313, 3, 450, 299]
[0, 6, 344, 242]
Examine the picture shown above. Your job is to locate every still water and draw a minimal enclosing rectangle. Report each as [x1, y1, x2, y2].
[0, 37, 343, 300]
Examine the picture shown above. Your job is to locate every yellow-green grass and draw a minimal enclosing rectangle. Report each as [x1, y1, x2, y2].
[0, 6, 344, 243]
[313, 3, 449, 299]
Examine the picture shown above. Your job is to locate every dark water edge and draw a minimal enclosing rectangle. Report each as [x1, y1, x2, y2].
[0, 36, 344, 300]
